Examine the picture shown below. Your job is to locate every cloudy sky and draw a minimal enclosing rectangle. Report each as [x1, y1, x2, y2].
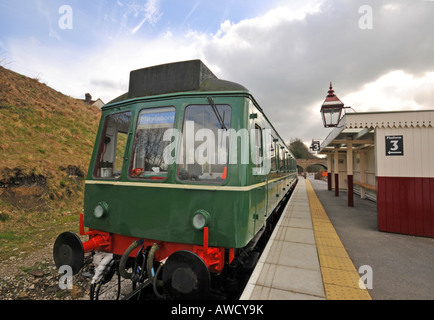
[1, 0, 434, 147]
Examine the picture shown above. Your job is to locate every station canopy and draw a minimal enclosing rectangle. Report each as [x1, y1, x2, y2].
[319, 110, 434, 154]
[319, 112, 375, 154]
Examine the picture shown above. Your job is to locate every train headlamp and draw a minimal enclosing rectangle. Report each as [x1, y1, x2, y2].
[192, 210, 211, 230]
[94, 202, 109, 219]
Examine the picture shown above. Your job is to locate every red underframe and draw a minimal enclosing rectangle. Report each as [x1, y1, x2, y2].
[79, 214, 233, 273]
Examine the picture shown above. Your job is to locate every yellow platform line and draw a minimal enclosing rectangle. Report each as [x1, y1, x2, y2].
[305, 180, 372, 300]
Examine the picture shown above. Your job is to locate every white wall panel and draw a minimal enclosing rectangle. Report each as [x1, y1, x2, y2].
[376, 126, 434, 178]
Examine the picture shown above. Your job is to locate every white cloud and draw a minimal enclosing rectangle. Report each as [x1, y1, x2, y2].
[35, 0, 61, 40]
[343, 71, 434, 112]
[382, 3, 401, 11]
[100, 0, 162, 36]
[183, 1, 202, 26]
[4, 0, 434, 146]
[130, 0, 162, 34]
[196, 0, 434, 144]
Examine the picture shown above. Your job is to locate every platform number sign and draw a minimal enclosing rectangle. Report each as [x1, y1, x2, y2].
[311, 140, 320, 152]
[385, 135, 404, 156]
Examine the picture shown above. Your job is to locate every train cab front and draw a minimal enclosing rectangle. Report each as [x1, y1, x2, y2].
[52, 60, 260, 299]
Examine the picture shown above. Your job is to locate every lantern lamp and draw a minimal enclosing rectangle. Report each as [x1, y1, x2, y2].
[320, 83, 344, 128]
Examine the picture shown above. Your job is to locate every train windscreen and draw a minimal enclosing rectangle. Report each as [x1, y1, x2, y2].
[130, 106, 176, 180]
[178, 104, 232, 184]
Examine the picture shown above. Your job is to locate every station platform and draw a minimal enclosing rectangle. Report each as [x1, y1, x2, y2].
[240, 177, 434, 300]
[240, 177, 371, 300]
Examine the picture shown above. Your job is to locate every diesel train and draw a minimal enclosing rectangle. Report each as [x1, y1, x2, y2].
[53, 60, 298, 299]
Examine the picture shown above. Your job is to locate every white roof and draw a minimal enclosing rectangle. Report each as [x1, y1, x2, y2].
[319, 109, 434, 153]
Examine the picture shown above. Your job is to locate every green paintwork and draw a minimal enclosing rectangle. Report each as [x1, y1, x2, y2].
[84, 91, 297, 249]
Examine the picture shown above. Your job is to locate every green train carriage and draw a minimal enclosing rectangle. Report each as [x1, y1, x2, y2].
[54, 60, 298, 298]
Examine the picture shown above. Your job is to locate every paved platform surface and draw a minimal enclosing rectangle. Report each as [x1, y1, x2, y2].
[241, 178, 327, 299]
[310, 178, 434, 300]
[241, 178, 434, 300]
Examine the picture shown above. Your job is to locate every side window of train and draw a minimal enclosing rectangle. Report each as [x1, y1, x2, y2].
[270, 137, 277, 172]
[130, 107, 176, 181]
[94, 111, 132, 179]
[253, 125, 263, 169]
[178, 104, 232, 184]
[286, 153, 290, 172]
[279, 146, 284, 171]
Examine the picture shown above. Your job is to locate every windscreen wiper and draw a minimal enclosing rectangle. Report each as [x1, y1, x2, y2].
[207, 96, 227, 131]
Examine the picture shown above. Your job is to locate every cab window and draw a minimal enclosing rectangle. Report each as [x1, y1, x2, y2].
[178, 104, 231, 184]
[130, 107, 176, 180]
[94, 111, 132, 179]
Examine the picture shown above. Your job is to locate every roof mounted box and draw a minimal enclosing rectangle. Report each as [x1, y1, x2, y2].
[128, 60, 217, 99]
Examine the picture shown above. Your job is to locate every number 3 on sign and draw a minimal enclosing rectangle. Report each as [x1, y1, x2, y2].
[389, 140, 399, 151]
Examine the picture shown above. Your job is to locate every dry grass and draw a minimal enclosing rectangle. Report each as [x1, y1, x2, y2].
[0, 66, 102, 260]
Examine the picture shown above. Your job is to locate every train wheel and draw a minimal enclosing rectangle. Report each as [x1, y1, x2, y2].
[162, 250, 210, 299]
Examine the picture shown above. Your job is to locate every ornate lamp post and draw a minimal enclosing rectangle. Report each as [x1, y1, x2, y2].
[320, 83, 344, 128]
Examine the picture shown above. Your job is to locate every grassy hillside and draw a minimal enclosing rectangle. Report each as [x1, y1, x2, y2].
[0, 66, 101, 259]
